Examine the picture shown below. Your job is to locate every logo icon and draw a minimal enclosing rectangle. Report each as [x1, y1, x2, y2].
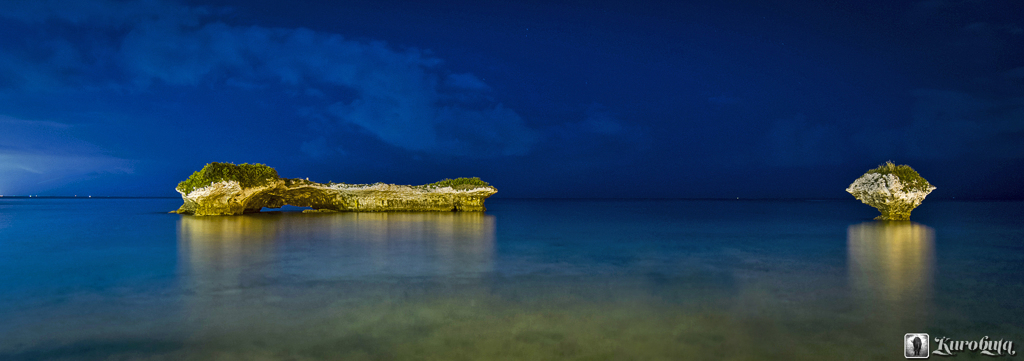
[906, 333, 930, 359]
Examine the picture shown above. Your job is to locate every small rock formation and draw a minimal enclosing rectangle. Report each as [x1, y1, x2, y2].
[174, 162, 497, 216]
[846, 162, 936, 220]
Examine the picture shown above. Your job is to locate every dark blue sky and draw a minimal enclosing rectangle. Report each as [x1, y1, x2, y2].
[1, 0, 1022, 198]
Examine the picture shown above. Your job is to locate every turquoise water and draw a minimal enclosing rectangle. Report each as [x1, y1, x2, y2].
[0, 198, 1022, 360]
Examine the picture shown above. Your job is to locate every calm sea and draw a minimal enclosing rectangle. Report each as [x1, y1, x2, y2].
[0, 198, 1021, 360]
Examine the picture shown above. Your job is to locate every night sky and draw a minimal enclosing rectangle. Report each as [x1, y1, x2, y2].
[1, 0, 1022, 199]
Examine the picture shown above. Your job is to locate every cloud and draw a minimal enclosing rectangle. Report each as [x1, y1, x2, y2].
[0, 0, 202, 26]
[444, 73, 492, 91]
[0, 0, 536, 158]
[907, 89, 1024, 160]
[537, 103, 650, 170]
[759, 88, 1024, 168]
[580, 103, 625, 135]
[899, 0, 1024, 161]
[764, 114, 844, 167]
[0, 115, 133, 194]
[1006, 67, 1024, 80]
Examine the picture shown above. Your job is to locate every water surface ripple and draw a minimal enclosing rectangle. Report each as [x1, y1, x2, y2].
[1, 198, 1021, 360]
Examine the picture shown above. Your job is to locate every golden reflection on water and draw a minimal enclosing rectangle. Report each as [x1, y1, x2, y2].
[332, 212, 497, 276]
[178, 212, 496, 283]
[848, 221, 934, 339]
[176, 212, 497, 343]
[177, 215, 279, 292]
[847, 221, 935, 302]
[162, 215, 943, 360]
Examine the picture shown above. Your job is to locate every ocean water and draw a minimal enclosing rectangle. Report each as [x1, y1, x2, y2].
[0, 198, 1021, 360]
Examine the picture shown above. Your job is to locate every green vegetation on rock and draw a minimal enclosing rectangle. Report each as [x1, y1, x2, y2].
[847, 161, 935, 220]
[423, 177, 492, 190]
[176, 162, 280, 195]
[174, 163, 498, 215]
[865, 161, 933, 192]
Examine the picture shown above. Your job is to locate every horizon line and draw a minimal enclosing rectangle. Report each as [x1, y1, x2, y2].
[0, 195, 1018, 201]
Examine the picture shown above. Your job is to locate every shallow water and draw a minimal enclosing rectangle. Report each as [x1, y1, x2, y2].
[0, 198, 1021, 360]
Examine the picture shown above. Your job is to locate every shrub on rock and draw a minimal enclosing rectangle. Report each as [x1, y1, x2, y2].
[846, 161, 935, 220]
[176, 162, 279, 195]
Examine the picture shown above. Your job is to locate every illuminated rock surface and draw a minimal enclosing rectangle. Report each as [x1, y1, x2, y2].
[846, 162, 935, 220]
[174, 163, 496, 216]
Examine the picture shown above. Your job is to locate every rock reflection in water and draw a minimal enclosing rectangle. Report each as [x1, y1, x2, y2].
[178, 212, 496, 284]
[177, 215, 279, 293]
[176, 212, 496, 345]
[847, 221, 934, 332]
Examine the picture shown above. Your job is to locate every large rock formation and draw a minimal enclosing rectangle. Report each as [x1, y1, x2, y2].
[846, 162, 935, 220]
[174, 163, 497, 216]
